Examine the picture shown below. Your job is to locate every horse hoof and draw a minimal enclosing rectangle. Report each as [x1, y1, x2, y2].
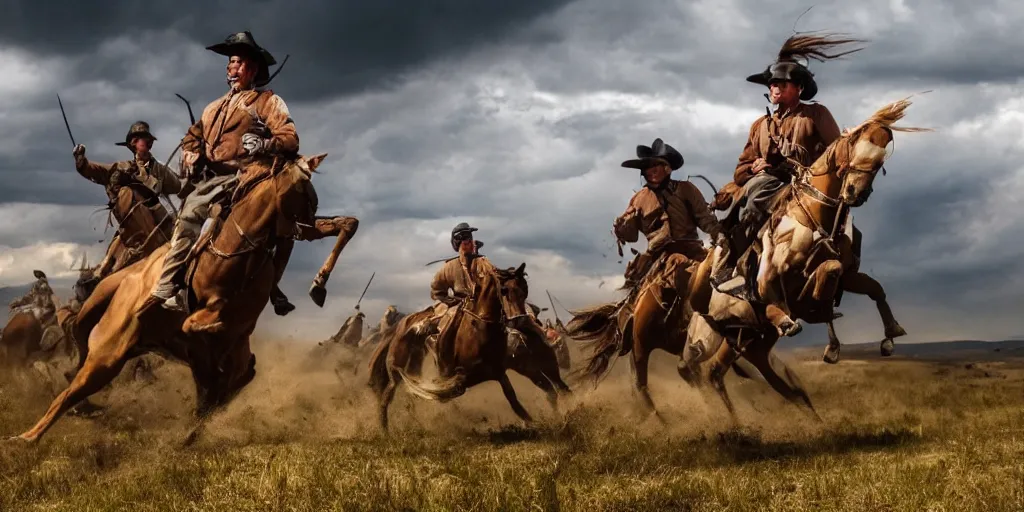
[885, 324, 907, 339]
[777, 319, 803, 337]
[880, 338, 895, 357]
[273, 301, 296, 316]
[822, 345, 840, 365]
[309, 283, 327, 308]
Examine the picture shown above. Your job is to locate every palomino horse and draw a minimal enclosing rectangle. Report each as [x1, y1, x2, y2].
[368, 264, 570, 431]
[566, 244, 706, 418]
[12, 153, 358, 444]
[682, 98, 928, 416]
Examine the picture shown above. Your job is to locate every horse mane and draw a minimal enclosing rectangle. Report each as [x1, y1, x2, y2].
[777, 33, 866, 64]
[845, 97, 933, 138]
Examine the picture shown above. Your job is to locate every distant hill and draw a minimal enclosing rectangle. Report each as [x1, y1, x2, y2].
[787, 339, 1024, 361]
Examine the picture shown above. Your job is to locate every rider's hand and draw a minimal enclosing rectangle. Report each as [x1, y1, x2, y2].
[181, 150, 199, 177]
[242, 133, 266, 156]
[72, 144, 86, 167]
[752, 158, 768, 174]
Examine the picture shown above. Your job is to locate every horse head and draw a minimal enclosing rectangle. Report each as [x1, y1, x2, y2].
[833, 98, 930, 207]
[495, 263, 529, 322]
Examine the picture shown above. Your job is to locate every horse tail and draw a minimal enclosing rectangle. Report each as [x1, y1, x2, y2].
[394, 367, 466, 402]
[566, 299, 631, 387]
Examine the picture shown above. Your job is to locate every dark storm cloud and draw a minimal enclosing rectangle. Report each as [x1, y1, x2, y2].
[1, 0, 1023, 342]
[0, 0, 574, 102]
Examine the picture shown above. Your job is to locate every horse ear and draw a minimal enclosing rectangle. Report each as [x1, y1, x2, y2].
[306, 153, 328, 171]
[516, 262, 526, 276]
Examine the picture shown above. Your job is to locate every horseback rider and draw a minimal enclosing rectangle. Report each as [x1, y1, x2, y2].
[613, 138, 726, 295]
[9, 270, 57, 327]
[712, 34, 862, 291]
[146, 31, 298, 315]
[72, 121, 182, 277]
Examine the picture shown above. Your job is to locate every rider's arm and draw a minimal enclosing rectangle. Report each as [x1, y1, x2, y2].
[180, 118, 204, 156]
[430, 265, 455, 303]
[75, 157, 114, 186]
[613, 195, 642, 243]
[258, 93, 299, 155]
[680, 181, 723, 239]
[733, 118, 764, 187]
[152, 161, 183, 196]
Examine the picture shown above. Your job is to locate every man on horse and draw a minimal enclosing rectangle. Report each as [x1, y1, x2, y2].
[614, 138, 725, 299]
[712, 35, 862, 294]
[72, 121, 182, 277]
[429, 223, 495, 339]
[147, 31, 298, 315]
[9, 270, 57, 328]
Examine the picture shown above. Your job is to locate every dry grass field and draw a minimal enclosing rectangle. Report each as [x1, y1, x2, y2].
[1, 339, 1022, 511]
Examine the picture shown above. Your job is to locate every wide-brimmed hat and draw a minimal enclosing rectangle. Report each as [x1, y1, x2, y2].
[621, 138, 684, 171]
[206, 31, 277, 87]
[115, 120, 157, 148]
[745, 34, 865, 101]
[33, 270, 46, 280]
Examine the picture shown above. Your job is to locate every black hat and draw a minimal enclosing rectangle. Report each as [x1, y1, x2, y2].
[33, 270, 46, 280]
[115, 120, 157, 148]
[746, 61, 818, 101]
[206, 31, 277, 87]
[746, 34, 865, 102]
[621, 138, 684, 171]
[451, 223, 480, 251]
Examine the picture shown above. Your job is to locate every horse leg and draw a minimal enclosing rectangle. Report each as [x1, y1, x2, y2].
[497, 373, 533, 424]
[822, 319, 841, 364]
[269, 239, 296, 316]
[765, 304, 802, 337]
[841, 271, 906, 356]
[742, 342, 821, 421]
[296, 216, 359, 307]
[184, 335, 256, 446]
[629, 347, 663, 422]
[183, 296, 227, 334]
[706, 340, 741, 424]
[14, 319, 136, 443]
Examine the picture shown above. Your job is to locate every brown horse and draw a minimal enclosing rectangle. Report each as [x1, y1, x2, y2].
[0, 312, 43, 368]
[97, 183, 174, 278]
[368, 263, 570, 431]
[683, 98, 928, 417]
[566, 248, 705, 419]
[12, 153, 358, 444]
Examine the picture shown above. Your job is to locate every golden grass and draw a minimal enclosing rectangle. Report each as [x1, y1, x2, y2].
[1, 341, 1022, 511]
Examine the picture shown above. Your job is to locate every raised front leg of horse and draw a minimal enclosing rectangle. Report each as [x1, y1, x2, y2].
[300, 216, 359, 307]
[840, 271, 906, 356]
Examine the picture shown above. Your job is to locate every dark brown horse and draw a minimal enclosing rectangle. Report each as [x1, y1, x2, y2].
[97, 183, 174, 278]
[13, 153, 358, 444]
[368, 263, 570, 431]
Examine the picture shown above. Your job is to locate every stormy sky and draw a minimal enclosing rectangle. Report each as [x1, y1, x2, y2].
[1, 0, 1022, 345]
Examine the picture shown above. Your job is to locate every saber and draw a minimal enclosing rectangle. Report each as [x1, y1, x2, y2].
[687, 174, 720, 197]
[546, 290, 563, 325]
[57, 94, 76, 147]
[354, 272, 375, 310]
[175, 93, 195, 125]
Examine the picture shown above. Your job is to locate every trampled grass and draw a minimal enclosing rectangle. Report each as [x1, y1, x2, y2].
[1, 341, 1022, 511]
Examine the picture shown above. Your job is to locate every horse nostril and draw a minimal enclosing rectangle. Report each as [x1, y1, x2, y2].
[845, 185, 856, 197]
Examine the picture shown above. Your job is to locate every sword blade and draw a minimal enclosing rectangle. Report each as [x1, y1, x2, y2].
[57, 94, 76, 147]
[354, 272, 375, 309]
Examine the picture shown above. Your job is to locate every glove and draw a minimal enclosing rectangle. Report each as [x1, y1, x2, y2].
[241, 133, 267, 156]
[72, 144, 86, 168]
